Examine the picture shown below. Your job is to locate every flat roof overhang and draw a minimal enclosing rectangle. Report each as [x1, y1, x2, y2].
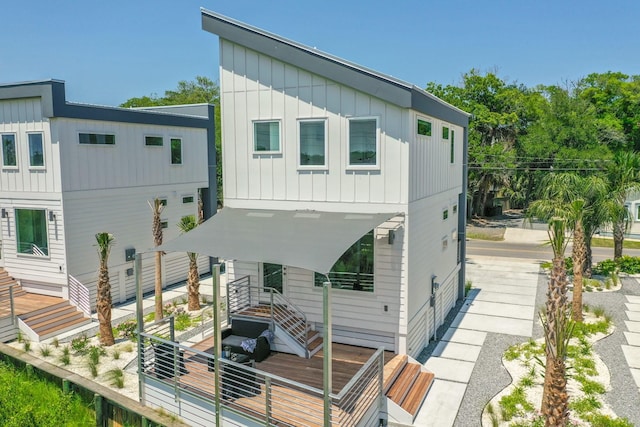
[157, 207, 400, 274]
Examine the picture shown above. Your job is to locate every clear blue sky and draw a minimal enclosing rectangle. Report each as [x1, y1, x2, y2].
[1, 0, 637, 106]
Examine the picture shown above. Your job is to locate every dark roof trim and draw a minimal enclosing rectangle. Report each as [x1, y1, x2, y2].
[0, 80, 213, 129]
[201, 9, 469, 127]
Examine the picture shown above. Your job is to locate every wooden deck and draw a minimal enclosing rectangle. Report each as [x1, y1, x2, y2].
[0, 292, 64, 318]
[192, 336, 395, 393]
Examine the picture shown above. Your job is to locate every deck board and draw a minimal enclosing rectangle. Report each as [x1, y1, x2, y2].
[0, 293, 64, 318]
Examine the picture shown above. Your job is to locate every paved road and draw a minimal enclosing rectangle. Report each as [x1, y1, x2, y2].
[467, 239, 640, 263]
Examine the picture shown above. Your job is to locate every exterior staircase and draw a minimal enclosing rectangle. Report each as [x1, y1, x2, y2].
[383, 354, 435, 423]
[19, 301, 92, 342]
[0, 269, 25, 300]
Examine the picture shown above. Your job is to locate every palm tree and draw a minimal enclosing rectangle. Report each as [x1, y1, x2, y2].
[527, 173, 608, 320]
[605, 151, 640, 260]
[95, 232, 116, 346]
[150, 198, 165, 321]
[540, 218, 573, 426]
[177, 215, 200, 311]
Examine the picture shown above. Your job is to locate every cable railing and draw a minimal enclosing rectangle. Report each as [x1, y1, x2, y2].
[16, 243, 48, 257]
[227, 275, 310, 356]
[138, 332, 385, 426]
[68, 275, 91, 317]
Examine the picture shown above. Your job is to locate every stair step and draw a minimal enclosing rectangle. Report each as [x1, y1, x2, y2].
[30, 309, 84, 332]
[383, 354, 408, 392]
[37, 317, 92, 341]
[18, 302, 71, 320]
[386, 363, 420, 405]
[400, 371, 435, 415]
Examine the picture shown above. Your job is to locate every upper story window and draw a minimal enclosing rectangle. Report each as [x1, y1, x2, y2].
[182, 195, 194, 204]
[170, 138, 182, 165]
[442, 126, 450, 140]
[145, 136, 163, 146]
[417, 118, 432, 137]
[443, 209, 449, 220]
[1, 134, 17, 167]
[453, 204, 458, 214]
[254, 120, 281, 153]
[348, 117, 378, 168]
[79, 133, 115, 145]
[28, 133, 44, 167]
[450, 130, 455, 163]
[299, 119, 327, 168]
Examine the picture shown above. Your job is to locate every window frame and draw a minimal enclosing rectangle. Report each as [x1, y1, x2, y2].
[145, 135, 164, 147]
[1, 133, 18, 169]
[443, 209, 449, 220]
[15, 208, 49, 258]
[297, 118, 328, 170]
[78, 132, 116, 146]
[450, 129, 455, 164]
[27, 132, 45, 169]
[442, 126, 450, 140]
[170, 137, 182, 165]
[417, 117, 432, 137]
[347, 116, 380, 170]
[182, 195, 195, 204]
[253, 119, 282, 154]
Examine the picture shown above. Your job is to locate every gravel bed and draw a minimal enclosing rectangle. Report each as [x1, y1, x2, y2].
[452, 266, 640, 426]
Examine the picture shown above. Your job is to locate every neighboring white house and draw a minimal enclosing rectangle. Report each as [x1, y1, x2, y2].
[0, 80, 216, 307]
[193, 11, 470, 358]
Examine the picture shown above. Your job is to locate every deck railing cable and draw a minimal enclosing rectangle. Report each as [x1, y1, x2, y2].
[68, 275, 91, 317]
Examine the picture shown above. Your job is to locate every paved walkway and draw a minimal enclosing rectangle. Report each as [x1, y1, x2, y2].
[623, 294, 640, 390]
[415, 256, 541, 427]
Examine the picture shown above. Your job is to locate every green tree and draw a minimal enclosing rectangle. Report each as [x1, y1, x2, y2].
[177, 215, 200, 311]
[95, 232, 116, 346]
[121, 77, 223, 204]
[604, 151, 640, 259]
[150, 198, 165, 322]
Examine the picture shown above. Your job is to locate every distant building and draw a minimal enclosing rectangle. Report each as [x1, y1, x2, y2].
[0, 80, 215, 308]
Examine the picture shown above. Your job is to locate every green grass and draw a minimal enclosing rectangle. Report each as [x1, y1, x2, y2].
[466, 231, 505, 241]
[499, 386, 534, 421]
[0, 361, 94, 426]
[591, 237, 640, 249]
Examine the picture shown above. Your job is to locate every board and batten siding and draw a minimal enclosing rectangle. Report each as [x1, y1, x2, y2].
[226, 217, 404, 351]
[404, 190, 461, 355]
[0, 98, 62, 194]
[409, 113, 464, 202]
[0, 196, 67, 292]
[63, 184, 208, 305]
[53, 118, 208, 191]
[220, 40, 409, 207]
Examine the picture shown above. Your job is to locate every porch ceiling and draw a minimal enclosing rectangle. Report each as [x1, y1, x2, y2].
[157, 207, 399, 273]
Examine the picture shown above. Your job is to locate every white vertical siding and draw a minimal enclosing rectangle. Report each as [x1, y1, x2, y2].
[0, 98, 61, 194]
[53, 118, 208, 192]
[220, 40, 409, 207]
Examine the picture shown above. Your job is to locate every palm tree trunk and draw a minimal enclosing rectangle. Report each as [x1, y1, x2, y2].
[97, 263, 115, 346]
[541, 353, 569, 427]
[154, 251, 163, 321]
[187, 254, 200, 311]
[584, 236, 593, 279]
[572, 220, 585, 322]
[613, 220, 625, 260]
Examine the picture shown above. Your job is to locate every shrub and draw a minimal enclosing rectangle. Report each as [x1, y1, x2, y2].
[59, 353, 71, 366]
[39, 345, 52, 357]
[106, 368, 125, 388]
[121, 343, 134, 353]
[585, 414, 634, 427]
[114, 319, 137, 340]
[88, 345, 105, 365]
[112, 349, 121, 360]
[52, 337, 60, 348]
[174, 312, 193, 331]
[87, 360, 98, 378]
[23, 340, 31, 352]
[71, 335, 90, 355]
[593, 259, 618, 276]
[616, 255, 640, 274]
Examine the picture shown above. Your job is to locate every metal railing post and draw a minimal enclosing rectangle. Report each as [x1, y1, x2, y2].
[323, 282, 332, 426]
[265, 377, 271, 426]
[378, 350, 385, 418]
[9, 286, 15, 325]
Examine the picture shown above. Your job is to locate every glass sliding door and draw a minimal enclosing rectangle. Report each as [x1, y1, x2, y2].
[263, 263, 283, 293]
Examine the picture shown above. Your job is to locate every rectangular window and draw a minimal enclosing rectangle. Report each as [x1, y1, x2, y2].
[442, 126, 449, 140]
[28, 133, 44, 167]
[349, 118, 378, 166]
[314, 230, 374, 292]
[263, 263, 283, 293]
[1, 134, 17, 167]
[637, 205, 640, 221]
[442, 236, 448, 251]
[159, 199, 168, 206]
[15, 209, 48, 256]
[160, 221, 168, 229]
[417, 118, 432, 136]
[443, 209, 449, 220]
[145, 136, 163, 146]
[79, 133, 115, 145]
[170, 138, 182, 165]
[299, 120, 326, 167]
[254, 121, 280, 152]
[453, 204, 458, 214]
[450, 130, 455, 163]
[182, 196, 194, 204]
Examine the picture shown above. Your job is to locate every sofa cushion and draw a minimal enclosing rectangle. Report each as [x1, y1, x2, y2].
[253, 336, 271, 362]
[231, 319, 269, 338]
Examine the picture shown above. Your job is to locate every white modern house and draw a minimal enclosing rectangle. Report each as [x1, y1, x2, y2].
[137, 10, 470, 427]
[0, 80, 216, 339]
